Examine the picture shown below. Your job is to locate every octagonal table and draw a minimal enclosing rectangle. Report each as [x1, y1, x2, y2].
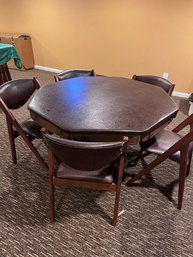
[28, 76, 178, 144]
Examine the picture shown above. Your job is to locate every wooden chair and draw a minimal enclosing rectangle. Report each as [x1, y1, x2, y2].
[126, 74, 176, 166]
[132, 75, 175, 96]
[126, 114, 193, 209]
[0, 78, 47, 171]
[54, 69, 95, 82]
[43, 132, 128, 226]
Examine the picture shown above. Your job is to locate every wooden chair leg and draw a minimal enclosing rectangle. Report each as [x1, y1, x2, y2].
[6, 119, 17, 164]
[12, 120, 48, 171]
[49, 150, 55, 222]
[125, 150, 171, 186]
[186, 150, 193, 177]
[112, 187, 121, 226]
[6, 117, 48, 170]
[178, 147, 188, 210]
[112, 156, 124, 226]
[50, 181, 54, 222]
[24, 136, 48, 171]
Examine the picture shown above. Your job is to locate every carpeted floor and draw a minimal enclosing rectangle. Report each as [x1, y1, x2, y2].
[0, 68, 192, 257]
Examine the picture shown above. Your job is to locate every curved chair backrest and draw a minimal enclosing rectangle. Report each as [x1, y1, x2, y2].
[55, 69, 95, 82]
[132, 75, 175, 96]
[0, 78, 40, 109]
[43, 132, 127, 225]
[44, 133, 125, 171]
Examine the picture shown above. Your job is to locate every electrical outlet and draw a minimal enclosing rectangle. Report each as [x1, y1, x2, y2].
[163, 72, 169, 79]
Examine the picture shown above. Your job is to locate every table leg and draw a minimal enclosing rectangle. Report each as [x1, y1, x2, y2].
[0, 63, 12, 85]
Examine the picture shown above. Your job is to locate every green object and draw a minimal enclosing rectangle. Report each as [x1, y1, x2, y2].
[0, 43, 22, 69]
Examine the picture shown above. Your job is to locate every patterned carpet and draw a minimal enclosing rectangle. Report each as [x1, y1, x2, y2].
[0, 68, 192, 257]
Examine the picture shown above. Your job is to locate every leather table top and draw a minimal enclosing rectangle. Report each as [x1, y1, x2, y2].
[28, 76, 178, 142]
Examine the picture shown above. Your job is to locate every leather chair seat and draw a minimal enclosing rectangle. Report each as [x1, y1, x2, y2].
[13, 118, 42, 139]
[141, 129, 193, 164]
[57, 162, 114, 183]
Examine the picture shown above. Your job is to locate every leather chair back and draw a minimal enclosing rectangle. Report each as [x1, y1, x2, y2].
[55, 69, 95, 82]
[132, 75, 175, 96]
[44, 133, 125, 171]
[0, 78, 40, 109]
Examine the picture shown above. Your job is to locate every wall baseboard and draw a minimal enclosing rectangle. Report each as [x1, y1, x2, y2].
[34, 65, 190, 99]
[172, 91, 189, 99]
[34, 65, 62, 73]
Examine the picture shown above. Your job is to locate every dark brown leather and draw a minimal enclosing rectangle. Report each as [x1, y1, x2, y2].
[56, 69, 95, 81]
[28, 77, 178, 138]
[57, 163, 114, 183]
[0, 78, 40, 109]
[142, 129, 193, 163]
[44, 133, 124, 172]
[143, 129, 181, 162]
[132, 75, 175, 96]
[0, 78, 41, 138]
[13, 118, 42, 139]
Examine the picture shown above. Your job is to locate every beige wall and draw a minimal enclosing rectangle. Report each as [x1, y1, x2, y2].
[0, 0, 193, 93]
